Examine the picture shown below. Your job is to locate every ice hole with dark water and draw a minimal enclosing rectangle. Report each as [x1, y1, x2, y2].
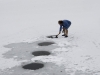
[22, 63, 44, 70]
[38, 42, 55, 46]
[32, 51, 50, 56]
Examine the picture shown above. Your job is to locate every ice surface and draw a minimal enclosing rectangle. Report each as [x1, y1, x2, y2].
[0, 0, 100, 75]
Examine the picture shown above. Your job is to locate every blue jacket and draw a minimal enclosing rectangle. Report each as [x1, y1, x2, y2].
[59, 20, 71, 31]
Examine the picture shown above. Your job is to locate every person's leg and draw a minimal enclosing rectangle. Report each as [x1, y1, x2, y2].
[62, 28, 65, 36]
[65, 24, 70, 37]
[64, 23, 71, 37]
[64, 29, 68, 37]
[63, 28, 65, 33]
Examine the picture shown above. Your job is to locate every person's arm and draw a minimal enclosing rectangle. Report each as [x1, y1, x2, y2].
[57, 25, 62, 36]
[62, 27, 64, 33]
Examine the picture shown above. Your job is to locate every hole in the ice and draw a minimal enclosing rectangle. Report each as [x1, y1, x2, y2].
[32, 51, 50, 56]
[38, 42, 55, 46]
[22, 63, 44, 70]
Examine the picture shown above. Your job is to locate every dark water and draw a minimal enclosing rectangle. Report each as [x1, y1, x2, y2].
[32, 51, 50, 56]
[22, 63, 44, 70]
[38, 42, 55, 46]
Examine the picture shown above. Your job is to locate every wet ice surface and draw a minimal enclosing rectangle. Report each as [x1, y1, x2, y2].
[1, 39, 100, 75]
[0, 62, 66, 75]
[3, 41, 57, 60]
[1, 40, 67, 75]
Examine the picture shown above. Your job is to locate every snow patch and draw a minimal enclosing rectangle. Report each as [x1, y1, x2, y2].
[0, 57, 28, 70]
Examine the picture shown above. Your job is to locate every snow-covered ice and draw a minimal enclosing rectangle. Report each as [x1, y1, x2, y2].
[0, 0, 100, 75]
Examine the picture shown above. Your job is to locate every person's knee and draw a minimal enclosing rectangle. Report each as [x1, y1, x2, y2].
[65, 29, 68, 31]
[63, 28, 65, 30]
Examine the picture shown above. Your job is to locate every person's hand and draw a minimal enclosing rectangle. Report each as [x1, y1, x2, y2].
[56, 31, 61, 38]
[57, 33, 59, 36]
[59, 31, 61, 34]
[56, 33, 59, 38]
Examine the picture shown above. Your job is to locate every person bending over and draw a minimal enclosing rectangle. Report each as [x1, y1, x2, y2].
[56, 20, 71, 38]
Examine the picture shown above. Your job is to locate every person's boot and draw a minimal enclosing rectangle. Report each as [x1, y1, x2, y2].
[62, 34, 65, 36]
[65, 35, 68, 37]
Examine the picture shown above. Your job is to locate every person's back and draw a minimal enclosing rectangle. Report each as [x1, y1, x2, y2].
[62, 20, 71, 29]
